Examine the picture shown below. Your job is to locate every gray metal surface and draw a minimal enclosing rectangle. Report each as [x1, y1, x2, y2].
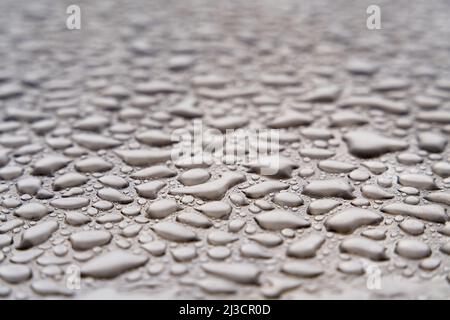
[0, 0, 449, 299]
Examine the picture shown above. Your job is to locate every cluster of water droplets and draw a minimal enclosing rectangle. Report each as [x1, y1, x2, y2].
[0, 0, 449, 299]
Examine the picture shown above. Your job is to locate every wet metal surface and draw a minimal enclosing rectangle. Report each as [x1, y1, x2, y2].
[0, 0, 449, 299]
